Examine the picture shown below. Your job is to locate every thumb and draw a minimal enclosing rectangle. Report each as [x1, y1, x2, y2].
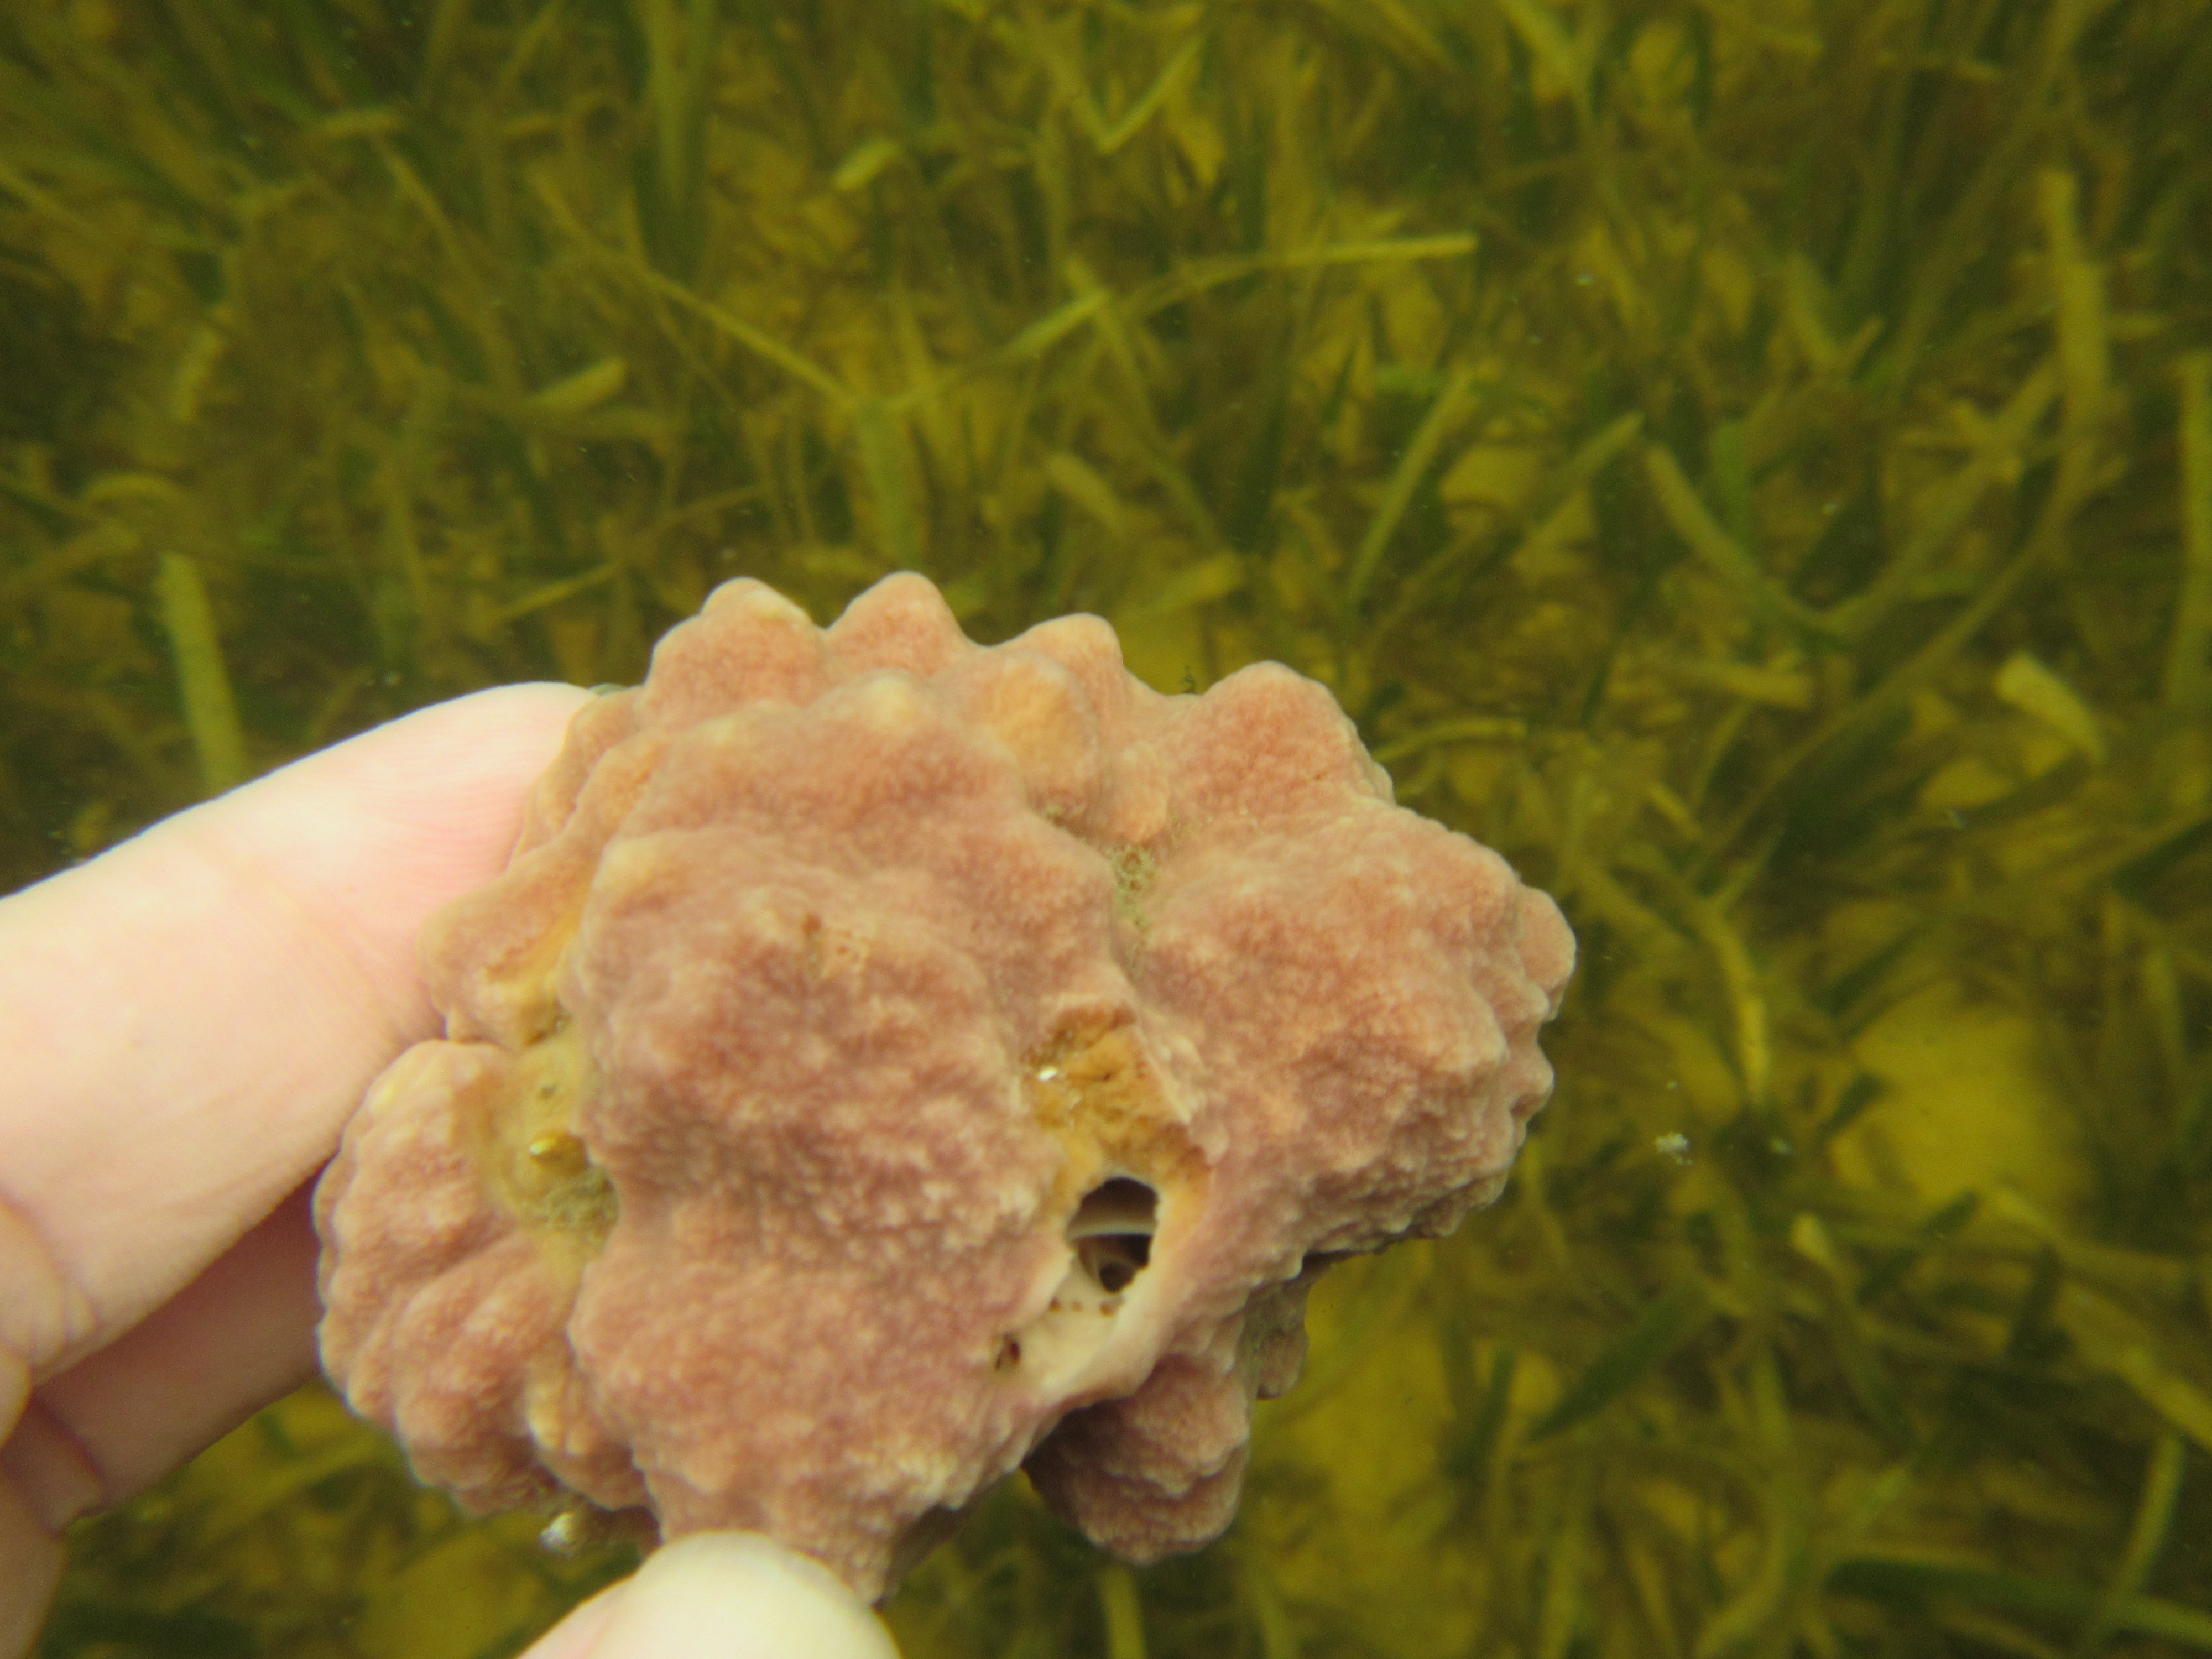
[523, 1533, 901, 1659]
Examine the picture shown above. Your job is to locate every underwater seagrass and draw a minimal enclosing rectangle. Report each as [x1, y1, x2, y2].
[313, 571, 1573, 1598]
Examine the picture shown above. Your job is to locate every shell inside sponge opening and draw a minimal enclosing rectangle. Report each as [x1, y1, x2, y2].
[998, 1175, 1161, 1385]
[1068, 1176, 1157, 1295]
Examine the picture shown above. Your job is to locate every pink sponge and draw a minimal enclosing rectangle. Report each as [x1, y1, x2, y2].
[314, 572, 1573, 1596]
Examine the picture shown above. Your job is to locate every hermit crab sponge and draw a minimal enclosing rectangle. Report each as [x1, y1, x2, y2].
[312, 572, 1575, 1598]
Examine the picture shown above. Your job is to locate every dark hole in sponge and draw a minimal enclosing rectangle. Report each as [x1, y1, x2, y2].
[1070, 1177, 1157, 1297]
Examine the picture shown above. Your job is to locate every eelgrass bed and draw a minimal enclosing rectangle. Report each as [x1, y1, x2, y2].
[5, 1, 2211, 1655]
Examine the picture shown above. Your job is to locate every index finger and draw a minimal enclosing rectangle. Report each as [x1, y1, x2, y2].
[0, 682, 589, 1385]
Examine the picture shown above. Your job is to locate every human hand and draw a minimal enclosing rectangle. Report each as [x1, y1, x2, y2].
[0, 685, 897, 1659]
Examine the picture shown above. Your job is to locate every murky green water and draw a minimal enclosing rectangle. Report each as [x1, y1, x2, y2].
[6, 1, 2211, 1654]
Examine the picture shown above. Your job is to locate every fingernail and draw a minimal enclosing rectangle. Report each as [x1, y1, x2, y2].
[578, 1533, 900, 1659]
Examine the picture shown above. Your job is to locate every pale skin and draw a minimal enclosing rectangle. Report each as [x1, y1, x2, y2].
[0, 685, 895, 1659]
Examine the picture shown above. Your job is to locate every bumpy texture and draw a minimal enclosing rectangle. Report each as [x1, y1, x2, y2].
[314, 572, 1574, 1597]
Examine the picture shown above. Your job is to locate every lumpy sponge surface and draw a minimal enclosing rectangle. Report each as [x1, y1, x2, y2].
[314, 572, 1574, 1597]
